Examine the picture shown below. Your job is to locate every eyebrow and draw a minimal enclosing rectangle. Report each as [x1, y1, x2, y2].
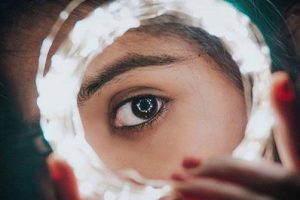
[78, 53, 182, 103]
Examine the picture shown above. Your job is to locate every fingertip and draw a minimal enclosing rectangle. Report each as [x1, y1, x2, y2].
[182, 157, 201, 169]
[271, 71, 295, 104]
[47, 155, 80, 200]
[47, 155, 64, 182]
[171, 171, 189, 181]
[271, 72, 300, 171]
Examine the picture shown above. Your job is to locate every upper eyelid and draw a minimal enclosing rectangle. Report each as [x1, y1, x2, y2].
[114, 94, 160, 110]
[109, 87, 166, 110]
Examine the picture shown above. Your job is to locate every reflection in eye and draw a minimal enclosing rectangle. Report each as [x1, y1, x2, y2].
[112, 95, 169, 131]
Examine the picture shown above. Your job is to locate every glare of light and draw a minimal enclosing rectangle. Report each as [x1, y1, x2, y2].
[119, 7, 131, 18]
[79, 36, 99, 57]
[70, 21, 87, 45]
[79, 182, 95, 197]
[234, 140, 262, 161]
[104, 191, 117, 200]
[246, 109, 274, 140]
[261, 46, 270, 55]
[37, 75, 78, 118]
[118, 185, 130, 200]
[59, 11, 69, 20]
[108, 2, 122, 13]
[40, 38, 52, 55]
[144, 186, 161, 199]
[51, 55, 78, 75]
[41, 120, 64, 142]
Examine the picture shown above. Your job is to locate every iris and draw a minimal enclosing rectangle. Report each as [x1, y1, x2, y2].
[132, 96, 157, 119]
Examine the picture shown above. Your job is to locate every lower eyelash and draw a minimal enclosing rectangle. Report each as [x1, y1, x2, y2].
[111, 101, 169, 138]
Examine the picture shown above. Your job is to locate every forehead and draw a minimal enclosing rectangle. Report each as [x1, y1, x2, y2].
[86, 30, 201, 73]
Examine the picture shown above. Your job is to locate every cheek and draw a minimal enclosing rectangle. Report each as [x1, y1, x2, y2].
[79, 102, 115, 163]
[171, 86, 247, 159]
[169, 101, 245, 160]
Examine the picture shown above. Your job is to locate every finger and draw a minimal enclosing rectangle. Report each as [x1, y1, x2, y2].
[271, 71, 300, 170]
[182, 157, 202, 169]
[174, 177, 274, 200]
[47, 154, 80, 200]
[180, 158, 300, 198]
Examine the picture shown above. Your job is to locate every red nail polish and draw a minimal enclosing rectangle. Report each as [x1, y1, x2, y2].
[182, 157, 201, 169]
[171, 172, 188, 181]
[49, 163, 62, 182]
[276, 80, 295, 103]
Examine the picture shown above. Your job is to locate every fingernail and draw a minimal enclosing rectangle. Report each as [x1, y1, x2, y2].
[171, 172, 189, 181]
[182, 157, 201, 169]
[276, 79, 295, 103]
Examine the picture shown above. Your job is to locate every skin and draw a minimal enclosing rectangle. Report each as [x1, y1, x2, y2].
[79, 30, 247, 179]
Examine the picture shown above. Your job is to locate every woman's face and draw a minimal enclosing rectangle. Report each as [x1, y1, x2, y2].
[79, 30, 247, 179]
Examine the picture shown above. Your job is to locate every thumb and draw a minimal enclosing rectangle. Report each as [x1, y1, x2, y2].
[47, 154, 80, 200]
[271, 71, 300, 171]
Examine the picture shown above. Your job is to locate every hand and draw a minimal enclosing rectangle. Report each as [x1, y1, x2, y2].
[47, 155, 80, 200]
[172, 158, 300, 200]
[271, 71, 300, 170]
[171, 71, 300, 200]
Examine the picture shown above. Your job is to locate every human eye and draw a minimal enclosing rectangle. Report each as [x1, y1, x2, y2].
[111, 94, 170, 133]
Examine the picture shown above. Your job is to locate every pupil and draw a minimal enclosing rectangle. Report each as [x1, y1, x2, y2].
[132, 96, 158, 119]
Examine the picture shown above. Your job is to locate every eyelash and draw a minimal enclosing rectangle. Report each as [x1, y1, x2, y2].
[111, 94, 170, 136]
